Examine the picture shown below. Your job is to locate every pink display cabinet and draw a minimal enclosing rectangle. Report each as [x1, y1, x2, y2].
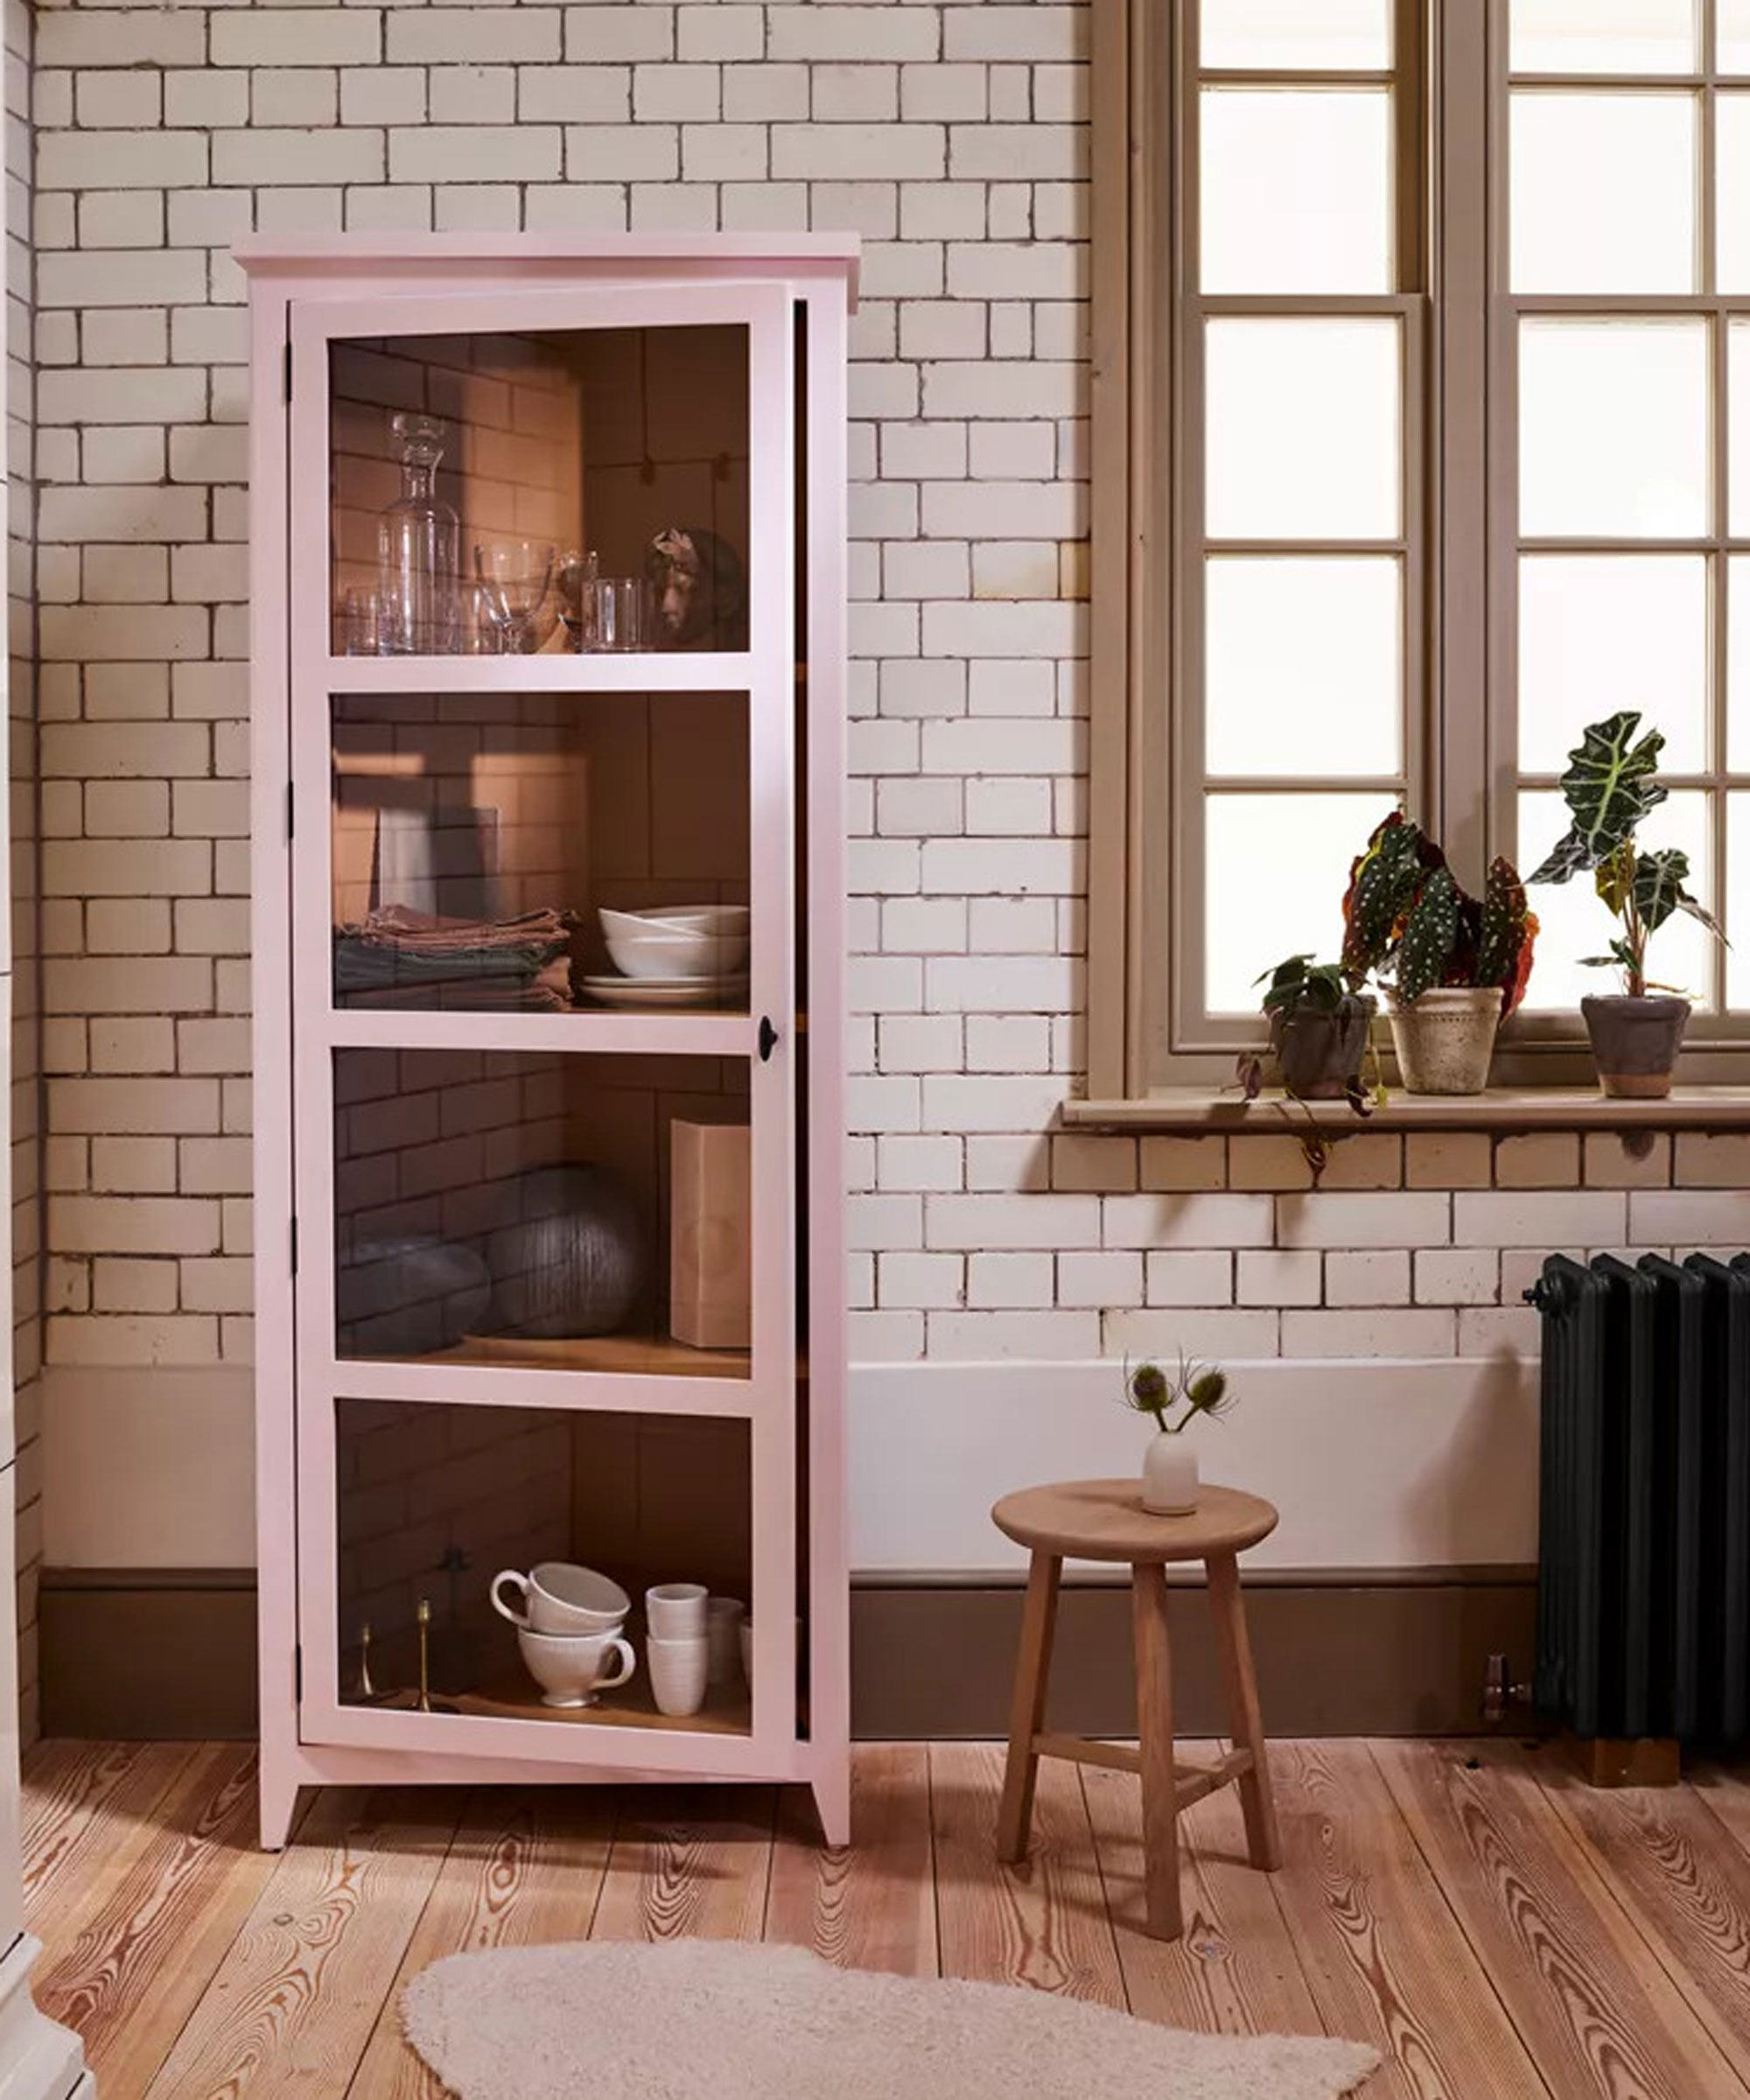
[237, 236, 857, 1850]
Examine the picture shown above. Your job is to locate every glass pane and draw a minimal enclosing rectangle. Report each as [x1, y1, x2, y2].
[334, 1047, 753, 1374]
[1519, 788, 1714, 1010]
[1206, 557, 1401, 777]
[1732, 324, 1750, 536]
[336, 1397, 753, 1732]
[1518, 556, 1707, 773]
[1728, 796, 1750, 1007]
[1718, 96, 1750, 289]
[331, 690, 750, 1015]
[1519, 318, 1709, 536]
[1510, 93, 1697, 293]
[1201, 0, 1390, 69]
[1723, 0, 1750, 71]
[1730, 559, 1750, 766]
[1510, 0, 1699, 73]
[1205, 792, 1396, 1012]
[1200, 88, 1392, 293]
[329, 326, 752, 656]
[1206, 318, 1401, 539]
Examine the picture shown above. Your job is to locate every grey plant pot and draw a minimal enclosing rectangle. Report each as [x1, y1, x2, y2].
[1580, 994, 1690, 1099]
[1270, 996, 1376, 1100]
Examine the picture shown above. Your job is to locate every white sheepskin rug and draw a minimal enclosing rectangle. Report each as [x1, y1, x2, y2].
[402, 1936, 1379, 2099]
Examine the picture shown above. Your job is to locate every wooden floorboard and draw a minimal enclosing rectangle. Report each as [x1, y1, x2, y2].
[1375, 1739, 1746, 2100]
[21, 1738, 1741, 2098]
[765, 1743, 937, 1976]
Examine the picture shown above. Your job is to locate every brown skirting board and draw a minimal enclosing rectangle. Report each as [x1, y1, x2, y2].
[38, 1565, 1539, 1742]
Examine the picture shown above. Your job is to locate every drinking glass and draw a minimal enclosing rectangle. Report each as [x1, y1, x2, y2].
[473, 540, 556, 654]
[588, 576, 655, 653]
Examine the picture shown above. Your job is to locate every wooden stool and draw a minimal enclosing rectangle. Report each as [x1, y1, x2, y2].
[990, 1478, 1281, 1942]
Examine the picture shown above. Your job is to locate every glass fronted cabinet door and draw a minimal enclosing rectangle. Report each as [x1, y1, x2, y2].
[281, 281, 803, 1774]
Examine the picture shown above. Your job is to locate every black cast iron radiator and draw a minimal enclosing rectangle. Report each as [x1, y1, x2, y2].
[1527, 1251, 1750, 1746]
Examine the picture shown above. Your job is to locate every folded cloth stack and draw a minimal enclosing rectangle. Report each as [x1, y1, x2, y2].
[334, 905, 574, 1010]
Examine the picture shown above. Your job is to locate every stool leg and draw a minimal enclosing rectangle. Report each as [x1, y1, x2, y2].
[1131, 1559, 1183, 1941]
[1207, 1549, 1280, 1872]
[997, 1550, 1061, 1863]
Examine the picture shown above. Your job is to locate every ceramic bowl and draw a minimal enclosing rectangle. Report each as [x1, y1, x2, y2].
[600, 904, 749, 938]
[602, 922, 751, 980]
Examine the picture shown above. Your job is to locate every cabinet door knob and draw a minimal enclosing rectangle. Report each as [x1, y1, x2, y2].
[759, 1016, 780, 1061]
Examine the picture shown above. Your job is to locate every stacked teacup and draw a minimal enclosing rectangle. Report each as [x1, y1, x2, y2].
[645, 1584, 715, 1715]
[492, 1561, 635, 1709]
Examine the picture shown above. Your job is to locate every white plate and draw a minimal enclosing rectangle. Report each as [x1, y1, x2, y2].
[580, 975, 750, 1010]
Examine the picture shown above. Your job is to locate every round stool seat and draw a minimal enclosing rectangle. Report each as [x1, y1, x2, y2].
[991, 1479, 1278, 1564]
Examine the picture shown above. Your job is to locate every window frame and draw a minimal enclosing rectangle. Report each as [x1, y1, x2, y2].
[1088, 0, 1750, 1103]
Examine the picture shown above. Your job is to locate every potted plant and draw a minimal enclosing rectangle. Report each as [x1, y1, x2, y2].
[1124, 1355, 1235, 1516]
[1251, 953, 1376, 1103]
[1528, 711, 1723, 1097]
[1340, 813, 1537, 1095]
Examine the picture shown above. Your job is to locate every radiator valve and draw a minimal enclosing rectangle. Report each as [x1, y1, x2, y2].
[1483, 1652, 1532, 1726]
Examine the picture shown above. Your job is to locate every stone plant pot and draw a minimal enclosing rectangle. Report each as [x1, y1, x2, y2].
[1581, 994, 1690, 1099]
[1270, 995, 1376, 1100]
[1386, 985, 1502, 1096]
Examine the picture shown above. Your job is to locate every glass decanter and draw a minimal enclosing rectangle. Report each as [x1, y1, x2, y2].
[377, 411, 460, 655]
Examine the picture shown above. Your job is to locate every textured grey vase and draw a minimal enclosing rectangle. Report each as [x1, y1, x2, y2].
[337, 1236, 493, 1357]
[486, 1163, 646, 1339]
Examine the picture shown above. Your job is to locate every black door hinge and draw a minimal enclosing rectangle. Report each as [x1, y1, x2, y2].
[283, 340, 292, 404]
[285, 780, 294, 841]
[290, 1214, 299, 1275]
[295, 1645, 303, 1700]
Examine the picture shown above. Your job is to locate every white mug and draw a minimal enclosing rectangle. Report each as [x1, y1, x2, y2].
[517, 1628, 636, 1710]
[493, 1561, 630, 1635]
[646, 1633, 710, 1718]
[706, 1596, 746, 1687]
[645, 1582, 709, 1639]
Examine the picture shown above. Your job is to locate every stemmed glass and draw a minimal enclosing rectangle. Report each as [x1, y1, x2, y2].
[473, 541, 556, 654]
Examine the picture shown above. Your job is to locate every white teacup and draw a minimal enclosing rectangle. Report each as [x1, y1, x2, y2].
[517, 1627, 636, 1709]
[493, 1561, 630, 1635]
[645, 1582, 709, 1639]
[646, 1633, 710, 1717]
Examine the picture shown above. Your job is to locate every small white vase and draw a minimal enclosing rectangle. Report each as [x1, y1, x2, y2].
[1141, 1430, 1199, 1515]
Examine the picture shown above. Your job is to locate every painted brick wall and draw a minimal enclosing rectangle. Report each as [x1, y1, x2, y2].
[17, 0, 1748, 1474]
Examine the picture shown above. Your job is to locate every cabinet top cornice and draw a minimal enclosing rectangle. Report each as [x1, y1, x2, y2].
[233, 231, 862, 297]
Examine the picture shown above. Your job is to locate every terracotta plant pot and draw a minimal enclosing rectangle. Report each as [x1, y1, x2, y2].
[1270, 995, 1375, 1100]
[1581, 994, 1690, 1099]
[1386, 985, 1502, 1096]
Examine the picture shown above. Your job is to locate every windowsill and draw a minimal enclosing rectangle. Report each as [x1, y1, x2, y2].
[1060, 1086, 1750, 1133]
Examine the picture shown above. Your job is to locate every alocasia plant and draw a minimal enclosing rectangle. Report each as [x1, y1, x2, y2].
[1528, 712, 1722, 998]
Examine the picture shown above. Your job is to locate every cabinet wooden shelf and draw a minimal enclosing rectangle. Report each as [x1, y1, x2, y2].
[243, 234, 854, 1850]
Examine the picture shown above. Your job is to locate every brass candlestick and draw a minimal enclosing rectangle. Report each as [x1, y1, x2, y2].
[416, 1598, 433, 1713]
[357, 1620, 376, 1701]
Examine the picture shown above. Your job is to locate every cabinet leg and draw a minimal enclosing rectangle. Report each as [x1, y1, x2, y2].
[997, 1550, 1061, 1864]
[810, 1760, 851, 1849]
[1132, 1559, 1183, 1941]
[257, 1757, 301, 1853]
[1207, 1550, 1280, 1872]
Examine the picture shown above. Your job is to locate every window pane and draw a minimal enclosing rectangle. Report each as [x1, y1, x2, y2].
[1719, 96, 1750, 289]
[1201, 0, 1390, 70]
[1206, 558, 1401, 777]
[1727, 797, 1750, 1008]
[1518, 556, 1707, 774]
[1519, 788, 1714, 1011]
[1510, 0, 1699, 74]
[1206, 793, 1394, 1012]
[1519, 319, 1709, 536]
[1206, 318, 1401, 539]
[1510, 93, 1697, 293]
[1732, 324, 1750, 536]
[1723, 0, 1750, 71]
[1730, 559, 1750, 766]
[1200, 90, 1392, 293]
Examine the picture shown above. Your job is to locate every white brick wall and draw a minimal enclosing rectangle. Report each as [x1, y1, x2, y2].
[15, 0, 1750, 1455]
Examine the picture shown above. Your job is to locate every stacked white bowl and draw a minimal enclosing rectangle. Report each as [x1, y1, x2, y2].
[599, 903, 750, 983]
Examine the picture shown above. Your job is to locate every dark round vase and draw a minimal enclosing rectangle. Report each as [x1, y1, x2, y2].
[486, 1163, 646, 1339]
[337, 1236, 493, 1357]
[1271, 996, 1376, 1100]
[1581, 995, 1690, 1100]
